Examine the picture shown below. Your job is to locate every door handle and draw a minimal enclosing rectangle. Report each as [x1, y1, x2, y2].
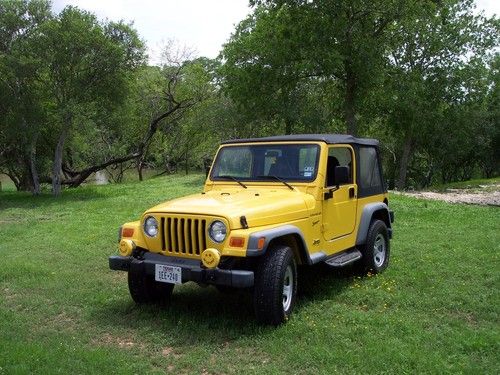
[349, 187, 355, 199]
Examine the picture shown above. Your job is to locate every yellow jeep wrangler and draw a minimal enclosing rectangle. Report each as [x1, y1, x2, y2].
[109, 134, 394, 325]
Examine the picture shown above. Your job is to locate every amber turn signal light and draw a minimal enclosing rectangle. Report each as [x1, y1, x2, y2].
[122, 227, 134, 237]
[229, 237, 245, 247]
[257, 237, 266, 250]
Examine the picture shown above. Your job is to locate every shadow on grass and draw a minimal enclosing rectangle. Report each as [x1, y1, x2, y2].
[0, 188, 107, 211]
[298, 263, 358, 299]
[91, 263, 356, 344]
[91, 286, 261, 344]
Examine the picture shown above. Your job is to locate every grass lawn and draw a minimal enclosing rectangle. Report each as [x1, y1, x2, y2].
[0, 174, 16, 192]
[0, 174, 499, 374]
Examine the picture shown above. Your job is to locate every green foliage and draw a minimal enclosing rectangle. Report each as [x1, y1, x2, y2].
[130, 58, 224, 175]
[0, 0, 52, 191]
[0, 176, 499, 373]
[0, 1, 145, 194]
[1, 0, 498, 192]
[221, 0, 500, 188]
[376, 0, 499, 188]
[222, 0, 404, 135]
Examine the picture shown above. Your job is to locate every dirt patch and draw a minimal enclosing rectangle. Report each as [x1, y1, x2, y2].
[161, 346, 183, 359]
[95, 332, 145, 350]
[394, 184, 500, 206]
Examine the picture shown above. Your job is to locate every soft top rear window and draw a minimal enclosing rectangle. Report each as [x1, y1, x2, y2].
[357, 146, 385, 197]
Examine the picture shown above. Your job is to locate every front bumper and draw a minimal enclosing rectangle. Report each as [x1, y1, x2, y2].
[109, 252, 254, 288]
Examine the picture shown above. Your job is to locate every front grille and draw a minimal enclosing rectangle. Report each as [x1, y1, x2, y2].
[160, 216, 207, 256]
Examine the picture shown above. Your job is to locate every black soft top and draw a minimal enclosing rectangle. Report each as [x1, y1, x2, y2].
[221, 134, 379, 146]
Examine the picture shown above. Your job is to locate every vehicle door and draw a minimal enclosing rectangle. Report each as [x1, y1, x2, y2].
[322, 145, 357, 240]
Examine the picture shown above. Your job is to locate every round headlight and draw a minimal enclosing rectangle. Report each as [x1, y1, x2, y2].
[208, 220, 227, 243]
[143, 216, 159, 237]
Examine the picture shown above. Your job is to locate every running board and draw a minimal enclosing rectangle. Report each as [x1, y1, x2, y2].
[324, 249, 362, 267]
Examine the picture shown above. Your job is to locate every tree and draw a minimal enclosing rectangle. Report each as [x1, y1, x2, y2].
[130, 45, 213, 180]
[36, 6, 145, 195]
[0, 0, 52, 194]
[223, 0, 404, 135]
[382, 0, 499, 188]
[479, 53, 500, 178]
[221, 7, 309, 134]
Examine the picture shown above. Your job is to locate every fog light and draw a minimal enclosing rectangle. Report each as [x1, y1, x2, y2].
[201, 248, 221, 269]
[119, 239, 136, 256]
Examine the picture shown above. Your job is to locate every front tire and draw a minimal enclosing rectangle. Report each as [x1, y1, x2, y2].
[253, 245, 297, 325]
[128, 269, 174, 304]
[362, 220, 390, 274]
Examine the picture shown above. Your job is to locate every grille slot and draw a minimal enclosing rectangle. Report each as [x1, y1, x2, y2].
[161, 217, 166, 250]
[162, 216, 207, 256]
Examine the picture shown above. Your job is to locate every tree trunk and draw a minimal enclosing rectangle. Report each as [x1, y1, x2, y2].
[396, 134, 413, 190]
[52, 114, 71, 196]
[56, 151, 140, 188]
[19, 116, 40, 195]
[137, 159, 144, 181]
[29, 135, 40, 195]
[344, 61, 357, 136]
[422, 162, 434, 188]
[42, 100, 191, 189]
[285, 118, 293, 135]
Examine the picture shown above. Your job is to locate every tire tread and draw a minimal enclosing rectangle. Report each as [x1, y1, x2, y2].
[253, 245, 297, 325]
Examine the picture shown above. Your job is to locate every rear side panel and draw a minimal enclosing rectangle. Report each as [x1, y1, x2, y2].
[355, 145, 386, 198]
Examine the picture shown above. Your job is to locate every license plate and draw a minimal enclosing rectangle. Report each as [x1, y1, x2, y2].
[155, 264, 182, 284]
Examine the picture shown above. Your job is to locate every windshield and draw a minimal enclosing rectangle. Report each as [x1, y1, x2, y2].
[211, 144, 320, 182]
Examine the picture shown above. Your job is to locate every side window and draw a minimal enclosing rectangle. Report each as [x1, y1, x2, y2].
[358, 147, 382, 190]
[326, 147, 353, 187]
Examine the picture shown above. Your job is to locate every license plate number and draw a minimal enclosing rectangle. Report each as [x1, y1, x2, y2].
[155, 265, 182, 284]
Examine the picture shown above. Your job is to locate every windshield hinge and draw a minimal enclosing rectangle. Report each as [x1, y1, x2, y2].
[240, 215, 249, 229]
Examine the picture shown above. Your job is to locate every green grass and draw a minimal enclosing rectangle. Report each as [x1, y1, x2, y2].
[0, 174, 499, 374]
[0, 174, 16, 192]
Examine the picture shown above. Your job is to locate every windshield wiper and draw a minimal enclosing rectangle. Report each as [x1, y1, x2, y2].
[257, 175, 294, 190]
[218, 175, 247, 189]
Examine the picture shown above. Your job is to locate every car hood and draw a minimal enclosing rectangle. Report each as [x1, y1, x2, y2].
[145, 187, 314, 228]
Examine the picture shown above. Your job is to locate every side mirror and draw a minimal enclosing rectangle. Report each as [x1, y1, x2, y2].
[324, 166, 350, 200]
[333, 166, 349, 186]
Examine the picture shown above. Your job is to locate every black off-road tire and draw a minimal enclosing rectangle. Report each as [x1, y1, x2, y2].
[362, 219, 390, 274]
[253, 245, 297, 325]
[128, 270, 174, 305]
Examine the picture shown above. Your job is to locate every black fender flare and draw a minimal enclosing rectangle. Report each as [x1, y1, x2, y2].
[355, 202, 393, 246]
[246, 224, 310, 261]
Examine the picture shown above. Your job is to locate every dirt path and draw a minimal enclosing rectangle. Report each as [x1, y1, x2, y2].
[393, 184, 500, 207]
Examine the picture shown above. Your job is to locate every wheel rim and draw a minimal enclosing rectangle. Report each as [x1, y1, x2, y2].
[373, 233, 386, 268]
[282, 265, 293, 312]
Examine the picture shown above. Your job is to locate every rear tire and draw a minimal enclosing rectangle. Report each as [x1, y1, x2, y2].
[128, 269, 174, 304]
[253, 245, 297, 325]
[362, 220, 390, 274]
